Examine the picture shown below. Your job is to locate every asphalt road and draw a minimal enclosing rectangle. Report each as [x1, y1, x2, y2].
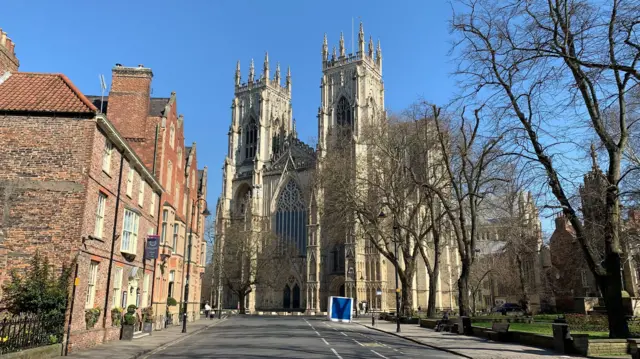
[146, 315, 461, 358]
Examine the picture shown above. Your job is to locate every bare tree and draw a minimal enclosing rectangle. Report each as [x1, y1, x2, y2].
[319, 113, 442, 316]
[215, 219, 284, 314]
[412, 104, 505, 317]
[451, 0, 640, 337]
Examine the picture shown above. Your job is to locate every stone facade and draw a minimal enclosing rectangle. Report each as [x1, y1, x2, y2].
[214, 23, 461, 313]
[88, 65, 209, 328]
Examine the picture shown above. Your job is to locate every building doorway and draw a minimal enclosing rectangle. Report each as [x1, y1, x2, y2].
[283, 285, 291, 309]
[292, 284, 300, 309]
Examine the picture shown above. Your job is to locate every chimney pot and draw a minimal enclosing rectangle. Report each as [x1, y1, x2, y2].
[115, 63, 122, 67]
[138, 64, 144, 68]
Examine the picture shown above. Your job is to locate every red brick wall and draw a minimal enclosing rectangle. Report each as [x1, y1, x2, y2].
[0, 30, 19, 73]
[0, 113, 161, 352]
[0, 115, 94, 276]
[67, 124, 159, 351]
[107, 65, 152, 140]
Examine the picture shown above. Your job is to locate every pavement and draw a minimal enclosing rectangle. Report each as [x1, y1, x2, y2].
[145, 315, 460, 358]
[67, 317, 226, 359]
[351, 317, 587, 359]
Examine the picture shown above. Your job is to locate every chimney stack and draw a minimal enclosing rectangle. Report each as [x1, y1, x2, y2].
[107, 64, 153, 139]
[0, 29, 19, 73]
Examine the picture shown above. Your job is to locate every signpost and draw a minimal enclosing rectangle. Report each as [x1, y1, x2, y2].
[328, 296, 353, 323]
[145, 235, 160, 259]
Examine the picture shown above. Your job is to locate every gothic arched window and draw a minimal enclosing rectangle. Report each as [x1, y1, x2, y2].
[275, 180, 307, 255]
[336, 96, 352, 128]
[245, 117, 258, 159]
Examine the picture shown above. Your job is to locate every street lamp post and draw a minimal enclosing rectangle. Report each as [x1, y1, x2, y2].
[182, 196, 210, 334]
[378, 210, 401, 333]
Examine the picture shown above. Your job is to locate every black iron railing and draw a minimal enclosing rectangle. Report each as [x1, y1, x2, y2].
[0, 314, 64, 354]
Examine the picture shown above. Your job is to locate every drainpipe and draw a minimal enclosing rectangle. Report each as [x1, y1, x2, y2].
[150, 124, 160, 326]
[64, 259, 80, 356]
[102, 152, 125, 334]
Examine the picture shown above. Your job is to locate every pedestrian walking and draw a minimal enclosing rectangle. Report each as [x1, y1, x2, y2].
[204, 302, 212, 319]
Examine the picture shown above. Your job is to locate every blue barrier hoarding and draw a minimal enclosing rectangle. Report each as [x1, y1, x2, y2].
[327, 296, 353, 323]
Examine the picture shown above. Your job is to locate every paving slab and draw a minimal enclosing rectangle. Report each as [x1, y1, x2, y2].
[353, 318, 591, 359]
[67, 318, 225, 359]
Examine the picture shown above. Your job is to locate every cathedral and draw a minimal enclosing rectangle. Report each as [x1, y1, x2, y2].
[214, 24, 460, 313]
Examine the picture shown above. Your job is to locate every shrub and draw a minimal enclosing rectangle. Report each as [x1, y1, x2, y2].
[123, 312, 136, 326]
[127, 304, 137, 314]
[85, 308, 101, 329]
[167, 297, 178, 307]
[565, 314, 608, 332]
[111, 308, 123, 327]
[142, 307, 154, 323]
[2, 252, 73, 333]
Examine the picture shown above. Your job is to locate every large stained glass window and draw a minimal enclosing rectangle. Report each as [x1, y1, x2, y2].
[275, 180, 307, 256]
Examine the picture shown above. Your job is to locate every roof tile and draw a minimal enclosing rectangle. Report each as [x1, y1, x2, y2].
[0, 72, 97, 114]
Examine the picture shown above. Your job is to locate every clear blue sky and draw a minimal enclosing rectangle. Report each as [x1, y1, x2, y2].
[3, 0, 457, 217]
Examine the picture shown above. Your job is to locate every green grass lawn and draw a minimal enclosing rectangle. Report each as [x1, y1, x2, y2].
[472, 321, 610, 339]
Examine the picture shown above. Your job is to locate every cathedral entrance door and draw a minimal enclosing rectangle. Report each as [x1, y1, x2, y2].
[283, 285, 291, 309]
[292, 284, 300, 308]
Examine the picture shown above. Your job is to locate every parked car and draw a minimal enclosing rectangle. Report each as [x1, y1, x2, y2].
[493, 303, 523, 315]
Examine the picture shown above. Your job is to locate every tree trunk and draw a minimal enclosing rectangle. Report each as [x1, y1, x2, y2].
[599, 252, 629, 338]
[516, 254, 530, 315]
[400, 279, 413, 317]
[458, 258, 471, 317]
[238, 292, 246, 315]
[427, 262, 439, 318]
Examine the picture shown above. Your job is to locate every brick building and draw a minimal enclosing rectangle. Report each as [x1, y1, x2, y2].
[0, 39, 164, 353]
[87, 65, 209, 328]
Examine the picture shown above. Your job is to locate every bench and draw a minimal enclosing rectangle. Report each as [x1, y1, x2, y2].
[487, 322, 510, 341]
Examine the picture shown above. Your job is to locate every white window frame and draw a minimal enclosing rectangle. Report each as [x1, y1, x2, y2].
[94, 192, 107, 238]
[112, 267, 123, 308]
[86, 261, 99, 309]
[102, 141, 113, 174]
[161, 210, 168, 244]
[172, 223, 179, 254]
[126, 167, 134, 197]
[150, 193, 156, 216]
[138, 179, 145, 207]
[121, 209, 140, 254]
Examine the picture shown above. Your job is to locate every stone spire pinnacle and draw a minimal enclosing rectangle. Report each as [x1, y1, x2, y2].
[368, 36, 374, 58]
[263, 51, 269, 81]
[358, 22, 365, 54]
[249, 58, 255, 82]
[332, 46, 337, 61]
[322, 33, 328, 62]
[235, 60, 241, 86]
[339, 32, 345, 57]
[274, 62, 281, 85]
[286, 65, 291, 92]
[375, 39, 382, 65]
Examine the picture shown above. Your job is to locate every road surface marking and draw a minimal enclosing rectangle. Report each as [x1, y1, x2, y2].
[381, 343, 389, 348]
[371, 350, 388, 358]
[331, 348, 343, 359]
[393, 348, 399, 352]
[340, 331, 348, 336]
[352, 339, 364, 346]
[315, 330, 320, 336]
[322, 338, 329, 345]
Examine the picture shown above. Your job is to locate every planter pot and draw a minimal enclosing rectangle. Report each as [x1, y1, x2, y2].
[121, 325, 135, 340]
[143, 322, 153, 333]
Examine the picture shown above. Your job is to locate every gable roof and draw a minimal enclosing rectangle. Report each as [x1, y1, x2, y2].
[0, 72, 97, 114]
